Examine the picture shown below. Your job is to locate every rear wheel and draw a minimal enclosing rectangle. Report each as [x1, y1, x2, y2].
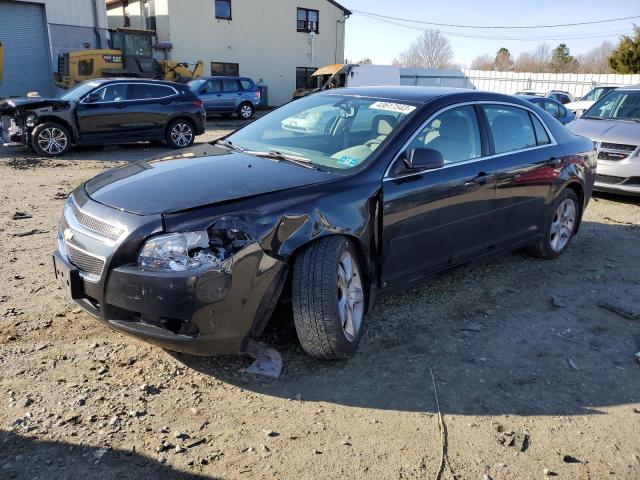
[166, 119, 195, 148]
[238, 102, 254, 120]
[526, 188, 578, 259]
[292, 236, 365, 359]
[31, 122, 71, 157]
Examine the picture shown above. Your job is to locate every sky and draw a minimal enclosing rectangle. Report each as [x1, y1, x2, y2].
[343, 0, 640, 66]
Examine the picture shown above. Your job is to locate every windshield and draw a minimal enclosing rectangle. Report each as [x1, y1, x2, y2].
[226, 94, 418, 171]
[123, 33, 152, 57]
[583, 90, 640, 121]
[56, 80, 102, 101]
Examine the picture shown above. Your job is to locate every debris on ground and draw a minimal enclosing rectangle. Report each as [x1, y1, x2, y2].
[635, 352, 640, 364]
[12, 229, 48, 237]
[498, 431, 529, 452]
[567, 358, 579, 370]
[551, 296, 567, 308]
[598, 303, 640, 321]
[563, 455, 582, 464]
[245, 339, 283, 379]
[11, 211, 32, 220]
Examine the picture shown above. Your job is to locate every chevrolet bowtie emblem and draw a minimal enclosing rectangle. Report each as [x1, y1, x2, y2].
[63, 228, 74, 242]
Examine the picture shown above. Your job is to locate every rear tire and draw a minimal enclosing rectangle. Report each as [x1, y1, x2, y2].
[292, 236, 366, 359]
[238, 102, 254, 120]
[166, 119, 195, 149]
[31, 122, 71, 157]
[525, 188, 579, 259]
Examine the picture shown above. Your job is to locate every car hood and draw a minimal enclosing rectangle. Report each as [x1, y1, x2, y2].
[85, 145, 341, 215]
[566, 118, 640, 145]
[0, 97, 70, 114]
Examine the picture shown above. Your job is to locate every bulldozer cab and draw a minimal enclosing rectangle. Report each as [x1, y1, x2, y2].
[107, 28, 158, 79]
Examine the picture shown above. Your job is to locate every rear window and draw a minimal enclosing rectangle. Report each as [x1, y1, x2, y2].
[127, 84, 175, 100]
[483, 105, 537, 154]
[240, 79, 254, 90]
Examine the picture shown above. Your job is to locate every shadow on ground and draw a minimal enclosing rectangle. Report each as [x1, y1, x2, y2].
[0, 430, 217, 480]
[174, 221, 640, 416]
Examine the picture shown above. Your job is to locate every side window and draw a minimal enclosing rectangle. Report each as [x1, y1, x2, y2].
[410, 105, 481, 165]
[542, 100, 560, 117]
[204, 79, 222, 93]
[78, 59, 94, 76]
[239, 79, 253, 90]
[530, 113, 551, 145]
[222, 79, 241, 92]
[483, 105, 537, 154]
[94, 84, 128, 102]
[127, 84, 174, 100]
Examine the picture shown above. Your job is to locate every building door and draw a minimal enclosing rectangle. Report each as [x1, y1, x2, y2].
[0, 0, 53, 98]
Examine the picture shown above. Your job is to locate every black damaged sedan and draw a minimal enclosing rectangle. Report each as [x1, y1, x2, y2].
[53, 87, 596, 359]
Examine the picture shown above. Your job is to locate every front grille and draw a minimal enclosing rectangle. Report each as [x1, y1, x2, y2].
[65, 243, 105, 281]
[595, 174, 626, 185]
[601, 142, 637, 152]
[71, 202, 124, 241]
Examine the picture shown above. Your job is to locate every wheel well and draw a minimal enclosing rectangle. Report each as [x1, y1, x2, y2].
[36, 117, 75, 142]
[564, 181, 585, 232]
[167, 116, 195, 132]
[238, 101, 253, 109]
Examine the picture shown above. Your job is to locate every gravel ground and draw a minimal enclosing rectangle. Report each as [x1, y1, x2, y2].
[1, 118, 639, 480]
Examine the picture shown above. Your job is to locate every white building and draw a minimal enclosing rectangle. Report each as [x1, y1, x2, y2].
[0, 0, 109, 97]
[105, 0, 351, 106]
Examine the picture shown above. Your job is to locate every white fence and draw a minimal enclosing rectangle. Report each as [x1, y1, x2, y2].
[399, 68, 640, 98]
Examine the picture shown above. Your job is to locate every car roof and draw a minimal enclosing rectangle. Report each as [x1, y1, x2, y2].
[614, 85, 640, 91]
[90, 78, 187, 88]
[323, 86, 547, 106]
[198, 76, 253, 81]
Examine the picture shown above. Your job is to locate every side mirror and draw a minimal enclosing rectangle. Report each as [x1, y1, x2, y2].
[84, 92, 101, 103]
[403, 148, 444, 171]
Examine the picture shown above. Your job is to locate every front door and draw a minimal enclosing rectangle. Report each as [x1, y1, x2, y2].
[200, 79, 223, 112]
[76, 83, 130, 142]
[381, 104, 496, 288]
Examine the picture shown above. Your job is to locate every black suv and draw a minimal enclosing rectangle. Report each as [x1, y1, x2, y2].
[0, 79, 206, 157]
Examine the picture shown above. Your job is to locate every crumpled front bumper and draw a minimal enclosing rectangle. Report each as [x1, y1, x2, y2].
[55, 192, 288, 356]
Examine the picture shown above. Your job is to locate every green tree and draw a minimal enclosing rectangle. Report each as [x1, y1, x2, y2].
[549, 43, 576, 73]
[494, 47, 513, 71]
[609, 26, 640, 74]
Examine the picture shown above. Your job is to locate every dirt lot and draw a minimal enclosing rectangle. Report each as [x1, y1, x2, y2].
[1, 119, 639, 480]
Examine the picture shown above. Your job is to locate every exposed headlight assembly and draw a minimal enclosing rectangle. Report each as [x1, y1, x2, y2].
[138, 225, 252, 272]
[25, 113, 37, 128]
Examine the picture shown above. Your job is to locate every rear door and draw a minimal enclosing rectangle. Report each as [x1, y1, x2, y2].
[480, 103, 565, 249]
[380, 104, 497, 287]
[125, 83, 178, 138]
[76, 83, 130, 142]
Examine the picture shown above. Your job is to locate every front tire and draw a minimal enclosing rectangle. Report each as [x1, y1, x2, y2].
[31, 122, 71, 157]
[166, 119, 195, 149]
[238, 102, 254, 120]
[526, 188, 579, 259]
[292, 236, 366, 359]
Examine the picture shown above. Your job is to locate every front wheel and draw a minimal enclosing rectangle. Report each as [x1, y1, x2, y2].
[292, 236, 366, 359]
[166, 119, 195, 149]
[526, 188, 579, 259]
[238, 102, 254, 120]
[31, 122, 71, 157]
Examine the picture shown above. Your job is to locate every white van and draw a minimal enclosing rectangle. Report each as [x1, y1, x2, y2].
[293, 64, 400, 99]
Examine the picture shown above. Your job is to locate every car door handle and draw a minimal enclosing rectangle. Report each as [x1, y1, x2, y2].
[464, 172, 494, 188]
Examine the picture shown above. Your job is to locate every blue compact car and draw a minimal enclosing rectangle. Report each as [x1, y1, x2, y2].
[517, 95, 576, 124]
[188, 76, 261, 119]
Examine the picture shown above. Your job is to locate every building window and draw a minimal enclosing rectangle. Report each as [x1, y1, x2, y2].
[211, 62, 239, 76]
[296, 67, 316, 89]
[215, 0, 232, 20]
[297, 8, 319, 33]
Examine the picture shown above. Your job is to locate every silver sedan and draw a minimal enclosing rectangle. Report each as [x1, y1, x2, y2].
[567, 86, 640, 196]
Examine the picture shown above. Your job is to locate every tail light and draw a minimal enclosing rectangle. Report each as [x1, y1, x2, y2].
[256, 90, 261, 99]
[193, 99, 204, 108]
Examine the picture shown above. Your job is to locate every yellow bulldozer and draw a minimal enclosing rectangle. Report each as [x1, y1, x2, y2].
[54, 28, 203, 88]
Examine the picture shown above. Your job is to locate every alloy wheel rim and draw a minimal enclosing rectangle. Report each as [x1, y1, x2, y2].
[550, 198, 576, 252]
[240, 106, 252, 118]
[337, 250, 364, 342]
[38, 127, 67, 155]
[170, 123, 193, 147]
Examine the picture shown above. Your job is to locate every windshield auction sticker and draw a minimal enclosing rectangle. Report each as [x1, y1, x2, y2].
[370, 102, 417, 114]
